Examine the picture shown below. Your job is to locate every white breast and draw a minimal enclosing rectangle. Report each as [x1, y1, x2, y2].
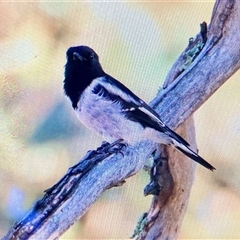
[74, 78, 145, 143]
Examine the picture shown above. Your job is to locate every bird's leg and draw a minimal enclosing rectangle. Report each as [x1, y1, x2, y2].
[97, 139, 127, 156]
[98, 141, 111, 149]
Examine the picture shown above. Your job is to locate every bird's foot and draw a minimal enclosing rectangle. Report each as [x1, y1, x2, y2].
[110, 139, 127, 155]
[98, 139, 127, 156]
[97, 139, 127, 156]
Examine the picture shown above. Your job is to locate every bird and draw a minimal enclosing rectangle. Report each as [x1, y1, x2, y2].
[63, 45, 215, 171]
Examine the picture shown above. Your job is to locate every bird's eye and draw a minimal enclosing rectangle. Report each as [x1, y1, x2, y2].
[89, 54, 94, 60]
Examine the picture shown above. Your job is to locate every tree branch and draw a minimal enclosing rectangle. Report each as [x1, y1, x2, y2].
[4, 0, 240, 239]
[135, 0, 238, 239]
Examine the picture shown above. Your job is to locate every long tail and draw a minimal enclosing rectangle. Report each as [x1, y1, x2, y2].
[172, 139, 216, 171]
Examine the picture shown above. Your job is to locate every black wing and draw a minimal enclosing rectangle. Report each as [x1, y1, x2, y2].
[92, 75, 189, 147]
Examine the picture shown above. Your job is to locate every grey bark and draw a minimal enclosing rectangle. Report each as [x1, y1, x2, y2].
[139, 1, 238, 239]
[3, 0, 240, 239]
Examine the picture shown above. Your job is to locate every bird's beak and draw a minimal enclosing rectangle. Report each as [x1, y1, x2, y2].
[73, 52, 86, 61]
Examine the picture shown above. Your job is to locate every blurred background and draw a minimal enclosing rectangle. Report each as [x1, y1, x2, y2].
[1, 1, 240, 239]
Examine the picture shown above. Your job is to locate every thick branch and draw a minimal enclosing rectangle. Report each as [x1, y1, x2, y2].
[136, 1, 238, 239]
[4, 0, 240, 239]
[151, 0, 238, 129]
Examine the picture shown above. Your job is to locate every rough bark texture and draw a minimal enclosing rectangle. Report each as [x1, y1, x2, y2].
[139, 1, 239, 239]
[137, 1, 239, 239]
[3, 0, 240, 239]
[137, 119, 197, 240]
